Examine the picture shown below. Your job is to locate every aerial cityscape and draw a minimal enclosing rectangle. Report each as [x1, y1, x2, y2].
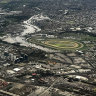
[0, 0, 96, 96]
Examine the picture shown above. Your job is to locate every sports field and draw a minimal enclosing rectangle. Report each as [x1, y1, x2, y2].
[42, 39, 84, 50]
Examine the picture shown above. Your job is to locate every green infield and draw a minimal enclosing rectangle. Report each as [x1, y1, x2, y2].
[42, 39, 84, 50]
[0, 0, 11, 3]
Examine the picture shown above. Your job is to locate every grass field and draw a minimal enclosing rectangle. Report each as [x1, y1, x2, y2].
[0, 0, 11, 3]
[42, 39, 84, 50]
[28, 32, 95, 51]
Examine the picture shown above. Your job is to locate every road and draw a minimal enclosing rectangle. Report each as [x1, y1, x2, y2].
[38, 78, 59, 96]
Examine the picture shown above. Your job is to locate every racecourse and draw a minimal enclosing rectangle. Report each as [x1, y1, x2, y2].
[42, 39, 84, 50]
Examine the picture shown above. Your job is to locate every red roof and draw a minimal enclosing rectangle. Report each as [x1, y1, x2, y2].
[32, 73, 37, 76]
